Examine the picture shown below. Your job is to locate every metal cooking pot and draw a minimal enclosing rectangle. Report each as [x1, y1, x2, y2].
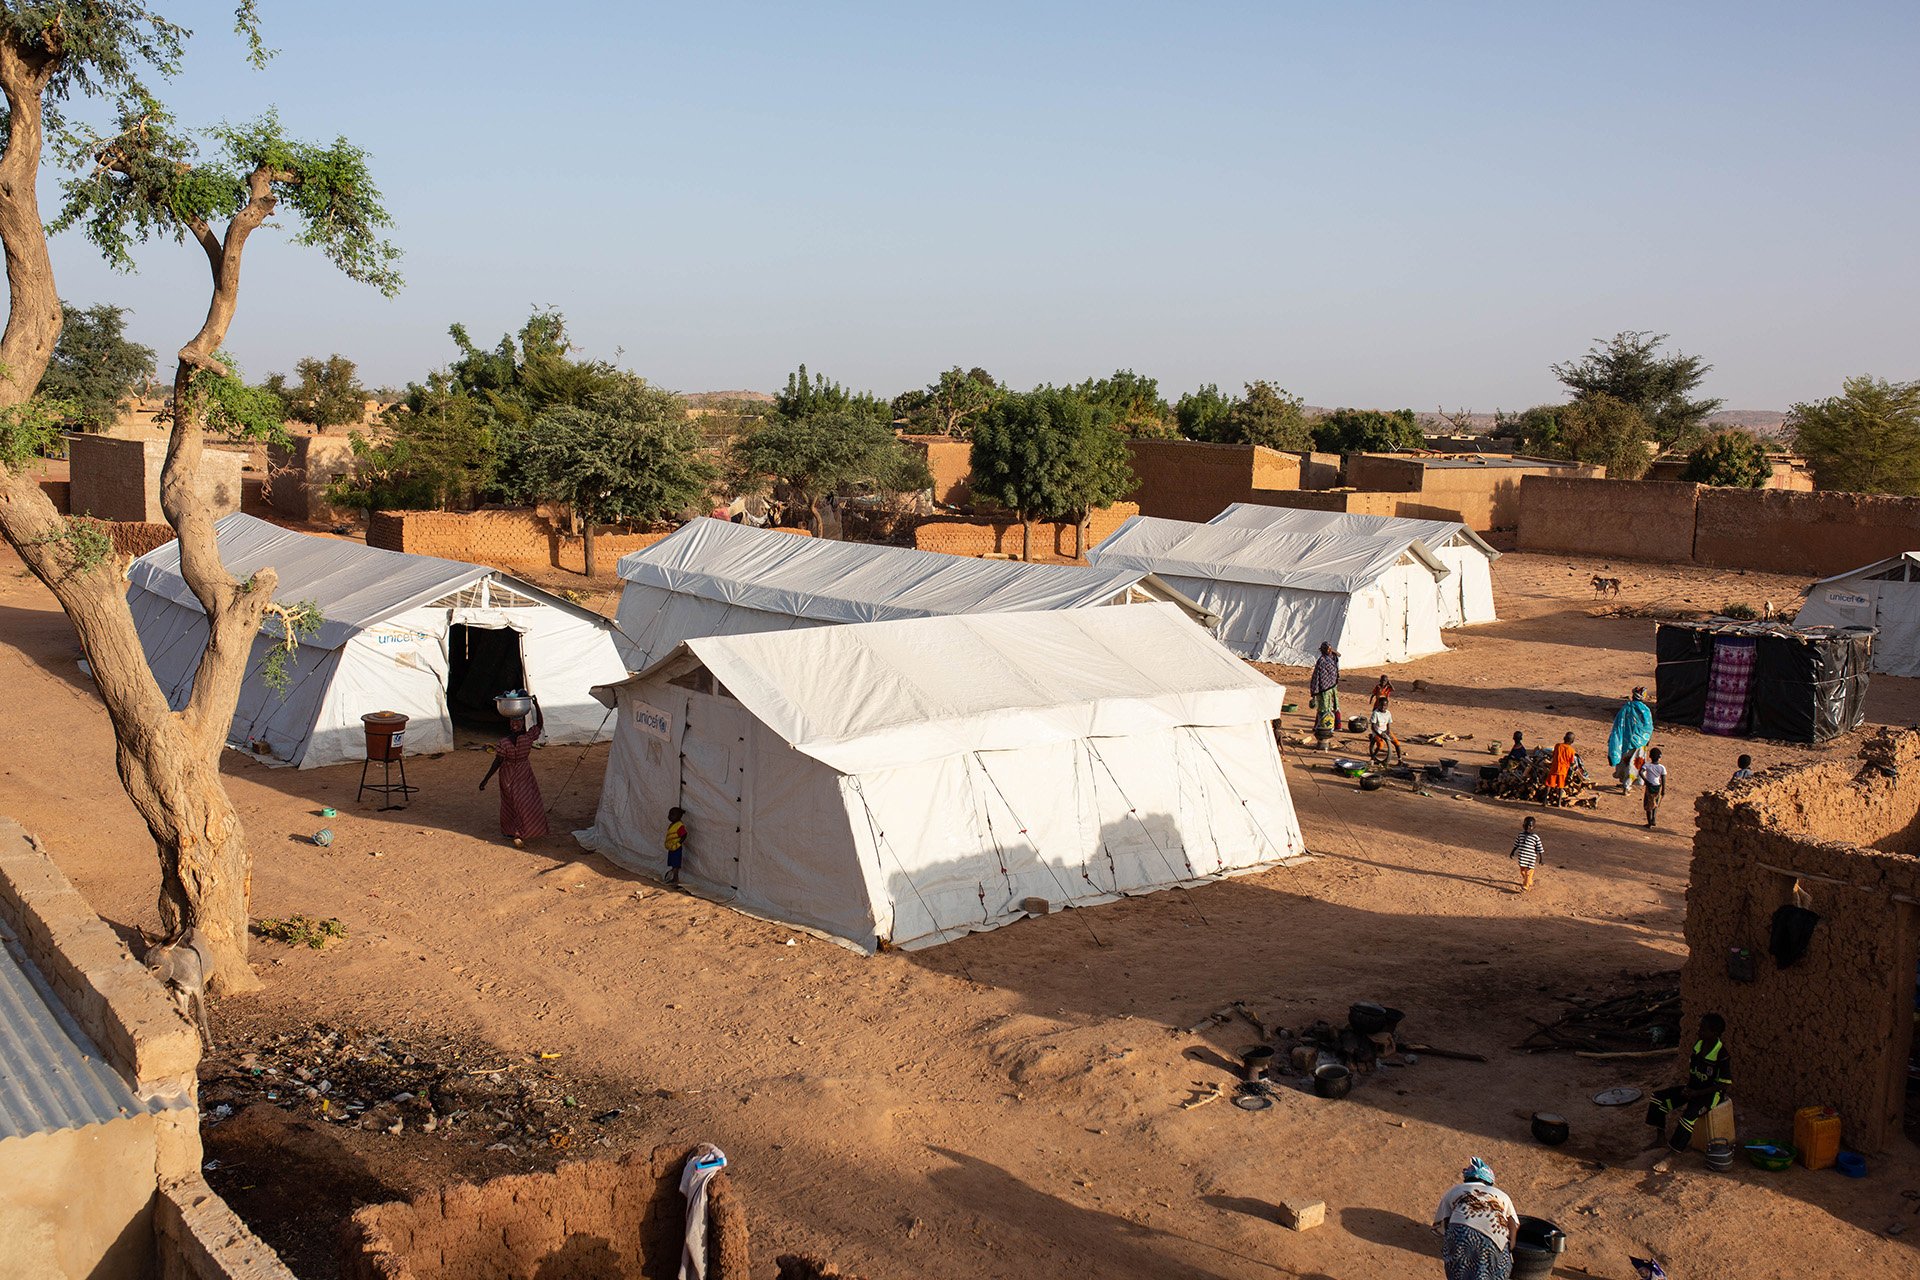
[494, 689, 535, 719]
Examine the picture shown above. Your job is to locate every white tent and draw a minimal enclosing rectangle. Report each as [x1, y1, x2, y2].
[1087, 514, 1449, 666]
[1208, 503, 1499, 628]
[1795, 553, 1920, 675]
[127, 514, 630, 768]
[612, 517, 1216, 669]
[576, 604, 1304, 951]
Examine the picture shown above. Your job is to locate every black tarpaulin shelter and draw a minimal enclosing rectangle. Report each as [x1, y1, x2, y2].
[1654, 620, 1873, 744]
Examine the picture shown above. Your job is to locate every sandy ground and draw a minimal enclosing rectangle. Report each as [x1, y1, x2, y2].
[2, 546, 1918, 1278]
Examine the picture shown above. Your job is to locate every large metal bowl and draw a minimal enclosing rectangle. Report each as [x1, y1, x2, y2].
[494, 691, 535, 719]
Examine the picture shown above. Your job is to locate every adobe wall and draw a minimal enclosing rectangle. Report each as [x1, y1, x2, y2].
[1347, 455, 1607, 530]
[366, 509, 680, 576]
[342, 1146, 749, 1280]
[1694, 488, 1920, 576]
[1123, 440, 1300, 523]
[157, 1175, 297, 1280]
[913, 502, 1139, 562]
[68, 434, 244, 525]
[901, 436, 973, 508]
[1681, 730, 1920, 1152]
[1295, 452, 1343, 490]
[1342, 454, 1426, 493]
[266, 435, 358, 525]
[1515, 477, 1701, 560]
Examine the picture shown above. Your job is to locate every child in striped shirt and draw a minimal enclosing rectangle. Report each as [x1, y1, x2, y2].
[1510, 816, 1543, 892]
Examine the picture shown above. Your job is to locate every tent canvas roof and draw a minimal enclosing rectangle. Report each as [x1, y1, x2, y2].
[1812, 552, 1920, 586]
[131, 513, 494, 649]
[616, 518, 1198, 624]
[1208, 503, 1499, 559]
[1089, 514, 1447, 594]
[599, 602, 1282, 775]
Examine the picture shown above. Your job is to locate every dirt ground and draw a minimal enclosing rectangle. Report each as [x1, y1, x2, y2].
[2, 545, 1917, 1279]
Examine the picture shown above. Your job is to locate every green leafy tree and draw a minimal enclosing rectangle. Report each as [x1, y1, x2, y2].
[515, 375, 714, 577]
[330, 382, 495, 512]
[1554, 393, 1652, 478]
[1790, 376, 1920, 494]
[1311, 407, 1424, 454]
[1494, 404, 1564, 453]
[922, 366, 1000, 437]
[773, 363, 889, 425]
[1680, 430, 1771, 488]
[732, 410, 930, 536]
[971, 387, 1135, 560]
[1220, 380, 1313, 450]
[1174, 383, 1235, 441]
[1078, 368, 1170, 438]
[1552, 331, 1722, 451]
[39, 301, 155, 431]
[276, 352, 366, 432]
[0, 7, 400, 991]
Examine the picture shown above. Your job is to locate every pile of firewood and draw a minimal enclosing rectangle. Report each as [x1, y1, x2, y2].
[1514, 978, 1681, 1056]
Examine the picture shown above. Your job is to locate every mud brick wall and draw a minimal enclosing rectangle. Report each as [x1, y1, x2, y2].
[1347, 456, 1605, 530]
[1295, 452, 1343, 489]
[1680, 729, 1920, 1152]
[267, 436, 359, 525]
[342, 1146, 749, 1280]
[1123, 440, 1301, 523]
[1694, 488, 1920, 576]
[1516, 476, 1701, 560]
[366, 509, 679, 576]
[157, 1175, 297, 1280]
[67, 518, 180, 561]
[901, 436, 973, 507]
[913, 502, 1139, 562]
[68, 434, 244, 524]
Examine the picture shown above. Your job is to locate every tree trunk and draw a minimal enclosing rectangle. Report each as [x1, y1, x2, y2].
[1020, 511, 1031, 562]
[0, 69, 285, 992]
[583, 525, 597, 579]
[1074, 513, 1088, 561]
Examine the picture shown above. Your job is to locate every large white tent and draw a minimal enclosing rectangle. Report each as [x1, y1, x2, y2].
[1794, 553, 1918, 674]
[576, 604, 1304, 951]
[1208, 503, 1499, 628]
[612, 517, 1215, 669]
[127, 515, 630, 768]
[1087, 514, 1448, 666]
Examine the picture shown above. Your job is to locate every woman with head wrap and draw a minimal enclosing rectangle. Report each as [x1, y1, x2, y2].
[1608, 686, 1655, 793]
[1432, 1158, 1518, 1280]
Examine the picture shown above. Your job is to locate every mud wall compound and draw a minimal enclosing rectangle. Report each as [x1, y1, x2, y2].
[1122, 440, 1301, 523]
[1681, 729, 1920, 1152]
[342, 1146, 749, 1280]
[1518, 476, 1920, 576]
[912, 502, 1139, 562]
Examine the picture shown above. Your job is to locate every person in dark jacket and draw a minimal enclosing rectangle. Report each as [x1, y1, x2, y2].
[1646, 1013, 1731, 1153]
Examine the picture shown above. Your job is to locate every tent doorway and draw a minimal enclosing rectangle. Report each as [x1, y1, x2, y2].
[447, 624, 526, 728]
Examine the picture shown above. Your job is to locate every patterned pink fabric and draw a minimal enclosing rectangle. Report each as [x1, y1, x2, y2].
[495, 729, 550, 840]
[1703, 637, 1757, 736]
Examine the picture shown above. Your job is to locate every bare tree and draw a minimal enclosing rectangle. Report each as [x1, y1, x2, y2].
[0, 8, 399, 991]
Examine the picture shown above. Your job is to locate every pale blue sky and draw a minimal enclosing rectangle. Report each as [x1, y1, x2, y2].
[43, 1, 1920, 410]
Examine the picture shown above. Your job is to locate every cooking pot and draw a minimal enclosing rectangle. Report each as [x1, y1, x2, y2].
[1347, 716, 1366, 733]
[1312, 1064, 1352, 1099]
[494, 689, 535, 720]
[1359, 775, 1386, 791]
[1530, 1112, 1570, 1146]
[1348, 1002, 1391, 1035]
[1512, 1216, 1567, 1279]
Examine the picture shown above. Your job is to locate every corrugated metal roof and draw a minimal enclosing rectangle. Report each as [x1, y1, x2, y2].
[0, 925, 166, 1140]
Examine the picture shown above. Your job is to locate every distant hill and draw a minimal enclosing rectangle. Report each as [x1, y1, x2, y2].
[685, 390, 775, 408]
[1705, 409, 1789, 437]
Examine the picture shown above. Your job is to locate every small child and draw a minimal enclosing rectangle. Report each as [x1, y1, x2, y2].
[1729, 754, 1754, 785]
[664, 806, 688, 884]
[1641, 748, 1668, 828]
[1509, 816, 1543, 892]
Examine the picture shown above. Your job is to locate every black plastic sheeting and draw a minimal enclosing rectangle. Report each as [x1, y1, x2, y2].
[1654, 622, 1872, 744]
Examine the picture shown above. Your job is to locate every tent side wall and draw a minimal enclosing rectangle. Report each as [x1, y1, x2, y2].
[1799, 577, 1917, 677]
[1144, 572, 1350, 665]
[485, 599, 630, 745]
[301, 605, 453, 768]
[1435, 545, 1496, 627]
[840, 720, 1304, 950]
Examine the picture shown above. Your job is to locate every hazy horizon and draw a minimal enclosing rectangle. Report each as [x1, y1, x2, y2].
[38, 2, 1920, 411]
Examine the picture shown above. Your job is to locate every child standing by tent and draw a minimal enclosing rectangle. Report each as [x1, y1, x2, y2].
[1509, 816, 1543, 892]
[664, 807, 689, 884]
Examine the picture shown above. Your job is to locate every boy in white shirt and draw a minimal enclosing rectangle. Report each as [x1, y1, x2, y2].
[1641, 747, 1668, 828]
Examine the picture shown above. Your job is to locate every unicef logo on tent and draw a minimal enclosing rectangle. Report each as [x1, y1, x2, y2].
[631, 702, 672, 741]
[1825, 589, 1870, 610]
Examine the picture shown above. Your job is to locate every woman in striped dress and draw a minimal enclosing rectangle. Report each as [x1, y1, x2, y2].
[1509, 816, 1543, 893]
[479, 715, 549, 847]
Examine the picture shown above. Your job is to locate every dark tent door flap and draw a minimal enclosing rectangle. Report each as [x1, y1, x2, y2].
[447, 624, 527, 728]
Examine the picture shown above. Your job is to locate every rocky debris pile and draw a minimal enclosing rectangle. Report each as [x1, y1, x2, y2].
[201, 1023, 636, 1154]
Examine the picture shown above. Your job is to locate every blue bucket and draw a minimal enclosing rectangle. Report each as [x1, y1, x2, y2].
[1836, 1150, 1867, 1178]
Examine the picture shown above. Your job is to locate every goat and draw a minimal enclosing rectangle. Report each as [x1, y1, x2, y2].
[1591, 576, 1622, 597]
[143, 928, 214, 1047]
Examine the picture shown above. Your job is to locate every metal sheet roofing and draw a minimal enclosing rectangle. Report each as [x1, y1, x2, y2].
[0, 928, 165, 1141]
